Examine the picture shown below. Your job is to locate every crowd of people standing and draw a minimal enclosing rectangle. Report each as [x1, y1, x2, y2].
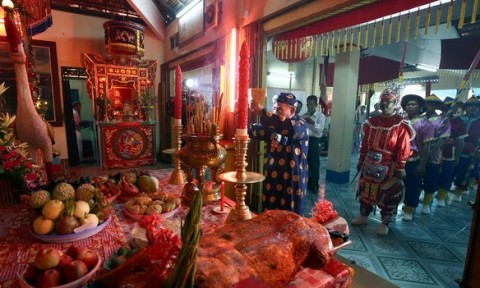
[248, 88, 479, 236]
[352, 86, 480, 235]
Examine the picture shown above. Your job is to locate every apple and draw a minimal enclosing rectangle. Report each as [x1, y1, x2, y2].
[76, 248, 99, 270]
[36, 268, 61, 288]
[56, 253, 73, 273]
[23, 264, 40, 284]
[34, 248, 62, 270]
[66, 245, 82, 259]
[62, 260, 88, 283]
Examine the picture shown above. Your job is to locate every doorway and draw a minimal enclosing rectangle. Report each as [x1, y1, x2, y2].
[61, 67, 98, 167]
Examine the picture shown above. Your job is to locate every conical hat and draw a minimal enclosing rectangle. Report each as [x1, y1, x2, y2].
[463, 97, 480, 106]
[425, 94, 442, 103]
[443, 96, 457, 106]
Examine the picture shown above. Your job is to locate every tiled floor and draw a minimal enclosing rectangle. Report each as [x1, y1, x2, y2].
[69, 155, 473, 288]
[303, 153, 474, 288]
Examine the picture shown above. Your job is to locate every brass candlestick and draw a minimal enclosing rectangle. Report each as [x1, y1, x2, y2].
[169, 119, 186, 185]
[222, 135, 264, 223]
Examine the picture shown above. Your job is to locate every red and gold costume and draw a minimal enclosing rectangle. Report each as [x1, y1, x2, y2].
[357, 114, 414, 223]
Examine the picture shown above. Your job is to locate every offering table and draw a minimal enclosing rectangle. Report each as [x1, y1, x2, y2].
[0, 169, 353, 288]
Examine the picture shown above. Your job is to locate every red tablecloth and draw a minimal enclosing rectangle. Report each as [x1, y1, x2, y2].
[0, 206, 127, 288]
[0, 169, 353, 288]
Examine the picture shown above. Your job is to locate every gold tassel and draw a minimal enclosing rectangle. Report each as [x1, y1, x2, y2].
[343, 29, 348, 52]
[387, 16, 393, 45]
[336, 30, 341, 54]
[293, 38, 298, 59]
[364, 24, 369, 48]
[279, 41, 282, 59]
[435, 3, 442, 34]
[405, 12, 411, 41]
[396, 14, 402, 42]
[414, 8, 420, 39]
[289, 39, 293, 59]
[331, 32, 335, 53]
[312, 37, 317, 58]
[350, 28, 354, 51]
[299, 39, 303, 59]
[372, 22, 377, 48]
[379, 18, 385, 46]
[472, 0, 479, 24]
[357, 26, 362, 50]
[273, 41, 277, 58]
[447, 0, 453, 29]
[320, 35, 324, 56]
[424, 5, 431, 36]
[325, 33, 329, 54]
[459, 0, 467, 29]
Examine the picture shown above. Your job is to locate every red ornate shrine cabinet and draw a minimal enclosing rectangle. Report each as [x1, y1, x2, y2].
[97, 121, 157, 168]
[84, 53, 157, 118]
[83, 52, 158, 168]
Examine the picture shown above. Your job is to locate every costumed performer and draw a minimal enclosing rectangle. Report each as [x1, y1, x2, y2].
[421, 94, 451, 214]
[437, 97, 466, 206]
[249, 92, 309, 215]
[401, 94, 434, 221]
[452, 97, 480, 201]
[351, 85, 414, 236]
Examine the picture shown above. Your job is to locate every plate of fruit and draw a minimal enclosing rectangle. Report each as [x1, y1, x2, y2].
[28, 182, 113, 243]
[31, 216, 111, 243]
[18, 246, 101, 288]
[122, 194, 181, 221]
[92, 177, 122, 204]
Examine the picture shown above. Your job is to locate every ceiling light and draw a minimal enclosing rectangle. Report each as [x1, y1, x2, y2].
[416, 64, 438, 72]
[268, 72, 296, 78]
[176, 0, 202, 18]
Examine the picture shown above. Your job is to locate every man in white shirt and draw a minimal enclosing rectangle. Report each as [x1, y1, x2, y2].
[302, 95, 326, 193]
[73, 102, 83, 162]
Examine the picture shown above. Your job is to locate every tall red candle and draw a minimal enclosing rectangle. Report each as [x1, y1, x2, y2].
[236, 41, 249, 134]
[220, 181, 225, 211]
[174, 65, 182, 120]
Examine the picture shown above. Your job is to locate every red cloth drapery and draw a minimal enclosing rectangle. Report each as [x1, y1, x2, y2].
[274, 0, 435, 41]
[321, 55, 401, 86]
[440, 37, 480, 70]
[18, 0, 53, 36]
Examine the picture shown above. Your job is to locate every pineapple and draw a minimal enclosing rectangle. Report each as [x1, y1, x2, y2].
[123, 172, 137, 184]
[52, 182, 75, 202]
[28, 190, 51, 209]
[75, 183, 96, 201]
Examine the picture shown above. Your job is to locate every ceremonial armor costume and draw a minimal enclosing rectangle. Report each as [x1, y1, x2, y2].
[357, 114, 414, 224]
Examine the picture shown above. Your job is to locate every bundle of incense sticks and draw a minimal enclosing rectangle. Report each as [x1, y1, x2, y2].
[185, 92, 224, 135]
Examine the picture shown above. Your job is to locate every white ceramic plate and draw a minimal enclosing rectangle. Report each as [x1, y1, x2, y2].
[18, 252, 102, 288]
[30, 216, 111, 243]
[122, 204, 180, 221]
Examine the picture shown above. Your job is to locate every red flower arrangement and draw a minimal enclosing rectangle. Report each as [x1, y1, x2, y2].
[0, 113, 41, 190]
[137, 214, 182, 283]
